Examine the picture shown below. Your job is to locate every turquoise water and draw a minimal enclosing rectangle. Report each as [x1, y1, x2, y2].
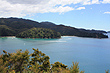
[0, 34, 110, 73]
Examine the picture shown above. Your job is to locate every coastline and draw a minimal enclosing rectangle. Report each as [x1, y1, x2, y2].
[0, 35, 109, 39]
[62, 35, 109, 39]
[61, 36, 77, 37]
[0, 36, 16, 38]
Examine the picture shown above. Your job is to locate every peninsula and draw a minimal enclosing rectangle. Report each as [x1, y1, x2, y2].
[0, 17, 108, 38]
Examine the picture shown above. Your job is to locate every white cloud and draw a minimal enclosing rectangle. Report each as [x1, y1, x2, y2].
[5, 0, 50, 4]
[102, 0, 110, 3]
[104, 11, 110, 14]
[83, 0, 91, 5]
[0, 0, 110, 17]
[0, 0, 75, 17]
[83, 0, 100, 5]
[92, 0, 100, 4]
[76, 7, 86, 10]
[50, 6, 74, 13]
[0, 0, 25, 17]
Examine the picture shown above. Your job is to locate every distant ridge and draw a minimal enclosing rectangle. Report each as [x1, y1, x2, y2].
[0, 17, 108, 38]
[108, 31, 110, 33]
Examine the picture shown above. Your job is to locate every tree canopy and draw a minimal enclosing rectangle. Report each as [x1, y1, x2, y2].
[16, 28, 61, 38]
[0, 25, 15, 36]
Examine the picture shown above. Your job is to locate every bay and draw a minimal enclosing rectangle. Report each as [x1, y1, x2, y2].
[0, 34, 110, 73]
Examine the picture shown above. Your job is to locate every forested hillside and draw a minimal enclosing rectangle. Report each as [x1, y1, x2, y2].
[0, 17, 108, 38]
[16, 28, 61, 38]
[0, 25, 15, 36]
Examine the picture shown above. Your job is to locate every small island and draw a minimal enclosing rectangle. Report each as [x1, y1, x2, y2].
[16, 28, 61, 39]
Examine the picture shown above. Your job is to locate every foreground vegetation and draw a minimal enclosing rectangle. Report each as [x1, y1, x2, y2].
[0, 48, 84, 73]
[0, 48, 109, 73]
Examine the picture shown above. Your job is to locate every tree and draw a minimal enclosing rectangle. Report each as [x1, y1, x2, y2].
[11, 50, 29, 73]
[0, 54, 7, 73]
[51, 62, 68, 73]
[2, 50, 29, 73]
[70, 62, 84, 73]
[29, 48, 50, 72]
[105, 70, 109, 73]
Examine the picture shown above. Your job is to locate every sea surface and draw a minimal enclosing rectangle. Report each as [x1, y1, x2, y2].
[0, 34, 110, 73]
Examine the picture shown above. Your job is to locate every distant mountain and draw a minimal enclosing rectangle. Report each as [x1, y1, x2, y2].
[0, 17, 108, 38]
[107, 31, 110, 33]
[79, 28, 107, 33]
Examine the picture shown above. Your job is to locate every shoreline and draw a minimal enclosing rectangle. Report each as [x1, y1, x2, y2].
[61, 36, 77, 37]
[0, 36, 16, 38]
[0, 35, 109, 39]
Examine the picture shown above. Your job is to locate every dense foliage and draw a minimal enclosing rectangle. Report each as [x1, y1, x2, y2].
[0, 25, 15, 36]
[16, 28, 61, 38]
[0, 48, 84, 73]
[29, 48, 50, 72]
[0, 17, 108, 38]
[0, 48, 109, 73]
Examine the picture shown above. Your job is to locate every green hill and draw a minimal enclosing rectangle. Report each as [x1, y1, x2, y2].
[0, 25, 15, 36]
[0, 17, 108, 38]
[16, 28, 61, 38]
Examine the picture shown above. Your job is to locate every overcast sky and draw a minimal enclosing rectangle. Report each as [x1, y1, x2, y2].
[0, 0, 110, 31]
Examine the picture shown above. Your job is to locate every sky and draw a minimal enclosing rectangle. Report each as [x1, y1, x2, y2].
[0, 0, 110, 31]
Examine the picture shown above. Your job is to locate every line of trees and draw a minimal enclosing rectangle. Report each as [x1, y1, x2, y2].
[0, 48, 109, 73]
[0, 48, 84, 73]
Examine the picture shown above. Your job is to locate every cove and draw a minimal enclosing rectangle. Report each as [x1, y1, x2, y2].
[0, 34, 110, 73]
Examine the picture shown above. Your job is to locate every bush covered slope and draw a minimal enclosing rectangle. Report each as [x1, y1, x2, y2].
[0, 25, 15, 36]
[16, 28, 61, 38]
